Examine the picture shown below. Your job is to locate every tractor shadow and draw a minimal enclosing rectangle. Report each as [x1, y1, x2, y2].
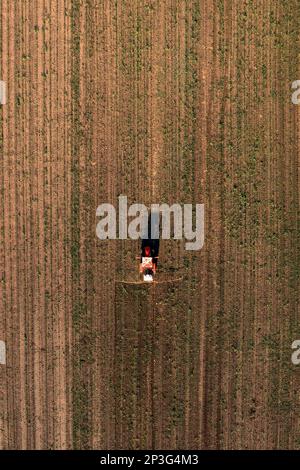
[140, 210, 160, 260]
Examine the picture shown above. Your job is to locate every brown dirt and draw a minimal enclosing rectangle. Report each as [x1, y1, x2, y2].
[1, 0, 300, 450]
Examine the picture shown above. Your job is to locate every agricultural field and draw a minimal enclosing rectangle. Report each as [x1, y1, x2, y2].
[1, 0, 300, 450]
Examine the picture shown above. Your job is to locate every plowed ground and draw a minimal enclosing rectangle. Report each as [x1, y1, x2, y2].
[1, 0, 300, 450]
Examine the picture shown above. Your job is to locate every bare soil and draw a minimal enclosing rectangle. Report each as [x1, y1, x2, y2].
[1, 0, 300, 450]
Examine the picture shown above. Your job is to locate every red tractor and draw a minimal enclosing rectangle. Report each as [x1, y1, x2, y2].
[139, 213, 159, 282]
[139, 245, 158, 282]
[117, 212, 181, 285]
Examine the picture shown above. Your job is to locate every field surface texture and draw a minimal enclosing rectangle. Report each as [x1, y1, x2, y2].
[1, 0, 300, 450]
